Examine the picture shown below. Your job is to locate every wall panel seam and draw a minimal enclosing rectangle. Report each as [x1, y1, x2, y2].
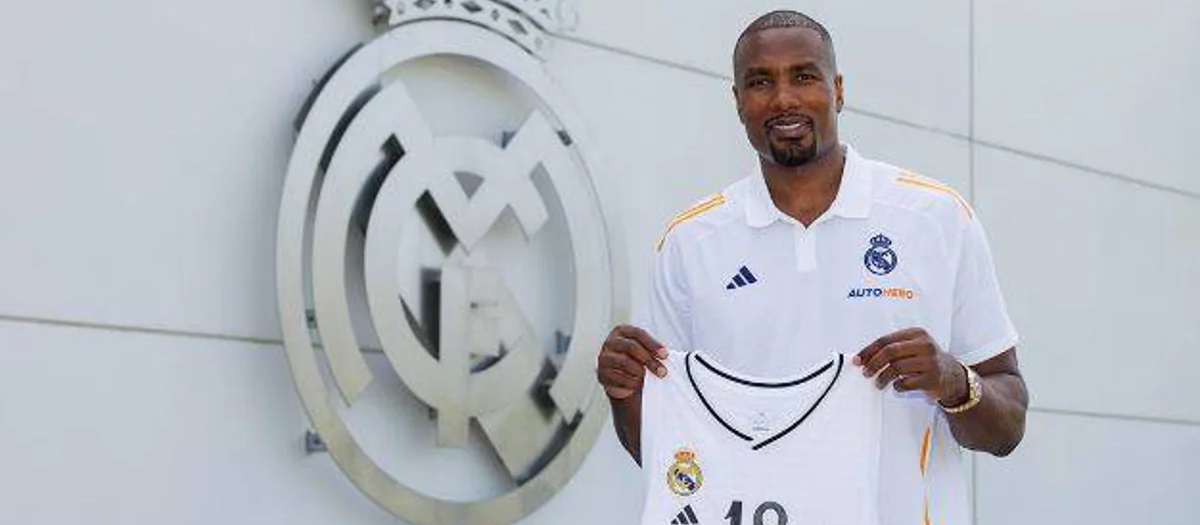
[974, 141, 1200, 200]
[0, 313, 282, 348]
[1029, 406, 1200, 428]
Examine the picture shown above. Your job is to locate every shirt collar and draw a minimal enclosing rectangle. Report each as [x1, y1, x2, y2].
[745, 144, 874, 228]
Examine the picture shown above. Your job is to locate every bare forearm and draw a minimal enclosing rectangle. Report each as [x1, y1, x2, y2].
[946, 373, 1028, 456]
[610, 393, 643, 466]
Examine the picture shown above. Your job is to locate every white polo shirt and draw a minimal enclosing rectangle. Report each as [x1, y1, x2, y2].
[638, 145, 1018, 525]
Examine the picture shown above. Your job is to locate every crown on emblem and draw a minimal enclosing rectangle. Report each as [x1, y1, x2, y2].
[371, 0, 577, 57]
[674, 449, 696, 463]
[869, 234, 892, 248]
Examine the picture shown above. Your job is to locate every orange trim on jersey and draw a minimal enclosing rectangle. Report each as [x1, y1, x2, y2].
[919, 425, 932, 476]
[921, 423, 934, 525]
[655, 194, 727, 251]
[899, 171, 954, 191]
[896, 173, 975, 219]
[674, 193, 724, 219]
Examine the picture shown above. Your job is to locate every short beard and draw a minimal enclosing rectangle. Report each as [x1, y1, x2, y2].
[768, 140, 818, 167]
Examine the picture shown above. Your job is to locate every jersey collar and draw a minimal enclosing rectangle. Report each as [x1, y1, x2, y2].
[685, 352, 845, 451]
[745, 144, 874, 228]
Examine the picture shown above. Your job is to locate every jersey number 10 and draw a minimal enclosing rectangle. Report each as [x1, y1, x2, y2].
[724, 500, 788, 525]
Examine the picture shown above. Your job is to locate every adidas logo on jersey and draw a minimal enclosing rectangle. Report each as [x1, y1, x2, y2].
[670, 505, 699, 524]
[725, 266, 758, 290]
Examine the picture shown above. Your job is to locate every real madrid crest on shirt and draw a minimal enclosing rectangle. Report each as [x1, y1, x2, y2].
[667, 447, 704, 496]
[864, 233, 898, 276]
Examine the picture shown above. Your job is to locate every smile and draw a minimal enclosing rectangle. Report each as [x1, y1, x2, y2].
[765, 115, 812, 137]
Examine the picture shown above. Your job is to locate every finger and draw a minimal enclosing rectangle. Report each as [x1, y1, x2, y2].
[610, 336, 668, 378]
[598, 366, 643, 392]
[853, 337, 887, 367]
[615, 325, 668, 360]
[893, 374, 928, 393]
[877, 355, 937, 388]
[854, 327, 923, 366]
[874, 363, 901, 389]
[888, 355, 932, 376]
[597, 366, 639, 398]
[599, 351, 648, 380]
[880, 356, 936, 390]
[606, 363, 641, 381]
[862, 340, 926, 377]
[597, 364, 644, 394]
[597, 367, 639, 390]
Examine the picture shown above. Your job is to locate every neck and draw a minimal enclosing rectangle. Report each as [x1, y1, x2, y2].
[760, 145, 846, 227]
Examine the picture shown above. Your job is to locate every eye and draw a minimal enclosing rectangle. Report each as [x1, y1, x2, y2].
[747, 77, 770, 88]
[798, 72, 818, 82]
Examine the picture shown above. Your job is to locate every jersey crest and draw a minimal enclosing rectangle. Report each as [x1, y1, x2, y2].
[666, 447, 704, 496]
[864, 233, 899, 276]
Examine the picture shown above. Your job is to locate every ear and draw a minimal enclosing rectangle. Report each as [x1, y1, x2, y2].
[834, 74, 845, 113]
[732, 84, 747, 123]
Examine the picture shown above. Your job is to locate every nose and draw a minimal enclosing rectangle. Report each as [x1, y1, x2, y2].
[770, 84, 803, 114]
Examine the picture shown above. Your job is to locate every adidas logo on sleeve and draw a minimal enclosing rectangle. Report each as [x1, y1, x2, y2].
[639, 351, 883, 525]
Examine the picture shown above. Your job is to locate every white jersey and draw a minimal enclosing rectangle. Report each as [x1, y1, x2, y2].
[640, 351, 883, 525]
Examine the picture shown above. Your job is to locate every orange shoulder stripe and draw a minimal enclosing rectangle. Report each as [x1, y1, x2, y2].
[896, 172, 974, 219]
[655, 194, 727, 251]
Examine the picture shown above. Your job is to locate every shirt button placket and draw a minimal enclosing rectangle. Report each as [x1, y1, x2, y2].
[794, 227, 818, 272]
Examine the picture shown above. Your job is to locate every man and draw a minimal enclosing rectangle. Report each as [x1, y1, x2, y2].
[596, 10, 1028, 524]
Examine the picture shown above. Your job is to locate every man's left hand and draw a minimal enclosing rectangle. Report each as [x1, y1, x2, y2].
[853, 327, 967, 405]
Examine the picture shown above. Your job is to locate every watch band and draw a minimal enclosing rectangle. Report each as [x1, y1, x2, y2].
[940, 362, 982, 414]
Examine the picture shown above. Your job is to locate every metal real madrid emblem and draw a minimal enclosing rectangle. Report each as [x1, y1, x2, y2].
[863, 233, 898, 276]
[275, 1, 625, 524]
[667, 448, 704, 497]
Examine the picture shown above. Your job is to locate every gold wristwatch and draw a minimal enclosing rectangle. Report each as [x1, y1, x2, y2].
[940, 362, 982, 414]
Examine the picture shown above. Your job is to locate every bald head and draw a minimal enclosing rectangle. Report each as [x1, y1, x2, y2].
[734, 10, 837, 76]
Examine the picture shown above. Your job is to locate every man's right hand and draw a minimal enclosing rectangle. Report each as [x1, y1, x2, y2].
[596, 324, 669, 399]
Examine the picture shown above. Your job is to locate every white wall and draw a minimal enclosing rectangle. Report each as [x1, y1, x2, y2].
[971, 1, 1200, 523]
[2, 0, 1197, 524]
